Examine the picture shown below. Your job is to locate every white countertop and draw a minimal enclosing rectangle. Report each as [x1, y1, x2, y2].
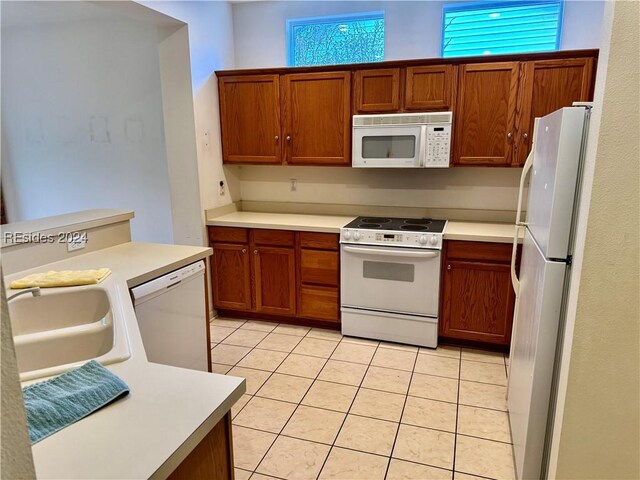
[445, 221, 521, 244]
[8, 242, 245, 480]
[207, 211, 356, 233]
[207, 211, 519, 243]
[1, 209, 134, 247]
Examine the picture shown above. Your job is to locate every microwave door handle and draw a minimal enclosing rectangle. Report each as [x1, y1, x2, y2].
[343, 245, 439, 259]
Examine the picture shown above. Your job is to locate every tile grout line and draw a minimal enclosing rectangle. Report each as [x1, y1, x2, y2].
[452, 347, 462, 477]
[251, 328, 342, 478]
[214, 321, 513, 477]
[314, 339, 382, 479]
[382, 346, 420, 479]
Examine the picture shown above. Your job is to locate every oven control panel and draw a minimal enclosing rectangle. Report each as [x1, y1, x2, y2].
[341, 229, 443, 250]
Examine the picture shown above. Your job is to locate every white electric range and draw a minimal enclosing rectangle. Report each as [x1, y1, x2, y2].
[340, 216, 447, 348]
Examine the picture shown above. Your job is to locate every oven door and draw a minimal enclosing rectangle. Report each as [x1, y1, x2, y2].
[352, 125, 424, 168]
[341, 244, 441, 317]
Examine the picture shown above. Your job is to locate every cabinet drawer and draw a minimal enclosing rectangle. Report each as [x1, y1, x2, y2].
[298, 232, 339, 250]
[300, 249, 339, 286]
[251, 229, 295, 247]
[446, 241, 512, 263]
[209, 226, 248, 244]
[299, 286, 339, 322]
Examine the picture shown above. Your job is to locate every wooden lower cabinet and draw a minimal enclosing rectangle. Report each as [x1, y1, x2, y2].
[168, 412, 234, 480]
[440, 240, 517, 347]
[211, 243, 251, 311]
[209, 227, 340, 327]
[253, 246, 296, 316]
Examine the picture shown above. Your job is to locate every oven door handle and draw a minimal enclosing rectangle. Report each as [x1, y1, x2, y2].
[342, 245, 439, 259]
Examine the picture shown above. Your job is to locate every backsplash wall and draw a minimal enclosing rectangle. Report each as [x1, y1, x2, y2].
[233, 166, 524, 218]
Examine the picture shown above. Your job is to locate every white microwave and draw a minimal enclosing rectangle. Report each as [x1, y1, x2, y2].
[352, 112, 452, 168]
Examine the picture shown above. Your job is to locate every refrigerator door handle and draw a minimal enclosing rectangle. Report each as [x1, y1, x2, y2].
[516, 145, 535, 227]
[512, 141, 536, 295]
[511, 224, 524, 295]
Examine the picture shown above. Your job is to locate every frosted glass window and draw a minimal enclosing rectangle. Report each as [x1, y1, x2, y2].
[287, 12, 385, 67]
[442, 1, 563, 58]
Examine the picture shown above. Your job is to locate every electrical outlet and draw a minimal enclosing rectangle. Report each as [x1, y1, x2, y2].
[219, 180, 225, 196]
[290, 178, 297, 192]
[67, 235, 87, 252]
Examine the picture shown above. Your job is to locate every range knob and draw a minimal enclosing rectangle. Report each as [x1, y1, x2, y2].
[353, 231, 361, 241]
[419, 235, 428, 245]
[343, 230, 351, 240]
[429, 236, 438, 246]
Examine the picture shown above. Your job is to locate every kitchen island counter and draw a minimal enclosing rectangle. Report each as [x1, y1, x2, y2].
[7, 242, 244, 480]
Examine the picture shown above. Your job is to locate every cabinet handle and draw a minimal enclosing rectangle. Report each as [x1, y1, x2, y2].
[286, 135, 291, 142]
[507, 132, 513, 140]
[275, 135, 279, 142]
[523, 133, 529, 140]
[241, 248, 247, 254]
[253, 249, 258, 255]
[447, 264, 451, 270]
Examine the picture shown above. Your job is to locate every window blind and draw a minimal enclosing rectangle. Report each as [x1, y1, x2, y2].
[442, 1, 563, 58]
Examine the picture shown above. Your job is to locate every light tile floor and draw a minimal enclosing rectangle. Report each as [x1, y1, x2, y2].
[210, 318, 515, 480]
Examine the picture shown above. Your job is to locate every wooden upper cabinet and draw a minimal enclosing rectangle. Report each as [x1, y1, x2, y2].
[514, 58, 594, 165]
[454, 62, 520, 166]
[282, 72, 351, 166]
[253, 246, 296, 316]
[404, 65, 457, 111]
[218, 75, 281, 164]
[354, 68, 400, 113]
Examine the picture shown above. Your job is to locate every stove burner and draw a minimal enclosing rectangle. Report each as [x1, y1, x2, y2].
[361, 217, 392, 224]
[358, 223, 382, 229]
[400, 225, 430, 232]
[404, 219, 432, 225]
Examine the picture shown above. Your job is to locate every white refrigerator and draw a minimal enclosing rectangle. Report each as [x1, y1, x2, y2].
[508, 106, 591, 480]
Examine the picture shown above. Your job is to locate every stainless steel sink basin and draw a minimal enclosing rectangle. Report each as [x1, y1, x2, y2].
[8, 282, 131, 381]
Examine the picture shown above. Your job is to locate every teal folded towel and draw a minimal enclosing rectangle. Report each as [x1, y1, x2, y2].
[23, 360, 130, 444]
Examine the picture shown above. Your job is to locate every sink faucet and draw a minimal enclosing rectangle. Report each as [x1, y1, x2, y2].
[7, 287, 42, 302]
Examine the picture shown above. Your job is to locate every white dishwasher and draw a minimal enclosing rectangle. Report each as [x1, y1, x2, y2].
[131, 260, 208, 372]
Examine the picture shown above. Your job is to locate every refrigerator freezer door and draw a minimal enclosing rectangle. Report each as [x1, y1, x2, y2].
[526, 107, 586, 259]
[508, 229, 567, 479]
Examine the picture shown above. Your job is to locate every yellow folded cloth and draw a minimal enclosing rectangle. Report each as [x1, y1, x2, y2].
[10, 268, 112, 289]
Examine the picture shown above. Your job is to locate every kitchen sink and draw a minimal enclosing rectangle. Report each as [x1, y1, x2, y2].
[8, 283, 131, 381]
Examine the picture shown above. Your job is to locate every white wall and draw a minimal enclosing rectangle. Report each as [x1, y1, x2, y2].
[238, 166, 523, 213]
[548, 2, 640, 477]
[1, 3, 175, 243]
[138, 0, 241, 218]
[231, 0, 605, 69]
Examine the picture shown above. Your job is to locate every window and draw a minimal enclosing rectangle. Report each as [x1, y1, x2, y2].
[287, 12, 385, 67]
[442, 1, 564, 58]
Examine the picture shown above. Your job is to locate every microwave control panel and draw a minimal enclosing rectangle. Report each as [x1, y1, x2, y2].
[424, 125, 451, 167]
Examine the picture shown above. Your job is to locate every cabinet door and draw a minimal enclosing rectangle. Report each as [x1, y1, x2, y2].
[441, 260, 515, 346]
[212, 243, 252, 311]
[282, 72, 351, 166]
[253, 246, 296, 316]
[218, 75, 282, 164]
[454, 62, 519, 166]
[514, 58, 594, 165]
[354, 68, 400, 113]
[404, 65, 457, 111]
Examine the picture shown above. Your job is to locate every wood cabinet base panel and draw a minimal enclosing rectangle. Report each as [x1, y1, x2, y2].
[167, 412, 234, 480]
[216, 309, 341, 331]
